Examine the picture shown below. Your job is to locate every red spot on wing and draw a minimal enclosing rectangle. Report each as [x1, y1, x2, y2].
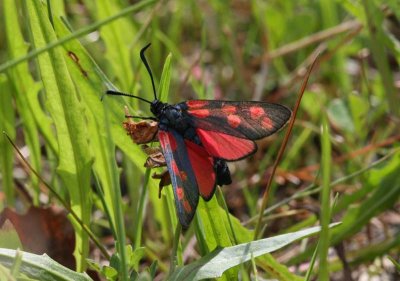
[183, 199, 192, 212]
[187, 100, 209, 108]
[185, 140, 216, 200]
[188, 109, 210, 118]
[176, 186, 184, 200]
[196, 128, 256, 161]
[249, 106, 265, 119]
[222, 105, 237, 115]
[261, 116, 274, 130]
[180, 171, 188, 181]
[158, 130, 199, 227]
[171, 161, 180, 174]
[227, 115, 241, 128]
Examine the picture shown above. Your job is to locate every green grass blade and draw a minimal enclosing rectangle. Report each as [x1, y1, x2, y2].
[25, 0, 93, 271]
[4, 0, 46, 205]
[158, 53, 172, 102]
[103, 102, 128, 281]
[196, 198, 237, 280]
[0, 75, 15, 206]
[318, 113, 332, 280]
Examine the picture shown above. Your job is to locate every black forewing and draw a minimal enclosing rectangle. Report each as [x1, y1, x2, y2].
[158, 129, 199, 228]
[180, 100, 292, 140]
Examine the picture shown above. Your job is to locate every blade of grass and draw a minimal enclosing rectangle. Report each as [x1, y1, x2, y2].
[133, 169, 151, 250]
[305, 241, 320, 281]
[9, 250, 22, 278]
[169, 223, 182, 275]
[4, 0, 44, 205]
[54, 12, 121, 240]
[216, 187, 238, 244]
[318, 112, 332, 280]
[25, 0, 93, 271]
[0, 76, 15, 206]
[103, 102, 128, 281]
[158, 53, 172, 102]
[196, 198, 237, 280]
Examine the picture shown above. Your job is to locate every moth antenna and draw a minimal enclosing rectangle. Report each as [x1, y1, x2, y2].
[140, 43, 157, 100]
[106, 90, 152, 104]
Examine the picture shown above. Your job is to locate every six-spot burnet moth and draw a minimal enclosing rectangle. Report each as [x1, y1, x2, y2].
[107, 43, 292, 228]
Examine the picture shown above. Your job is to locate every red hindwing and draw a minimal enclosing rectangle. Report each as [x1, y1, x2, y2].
[184, 140, 216, 200]
[196, 128, 256, 161]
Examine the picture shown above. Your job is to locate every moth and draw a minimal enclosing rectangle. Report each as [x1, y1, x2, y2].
[108, 44, 292, 228]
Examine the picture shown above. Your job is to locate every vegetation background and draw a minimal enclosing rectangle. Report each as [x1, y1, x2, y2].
[0, 0, 399, 280]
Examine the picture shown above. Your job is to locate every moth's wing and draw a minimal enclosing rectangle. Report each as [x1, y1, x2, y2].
[158, 129, 217, 227]
[184, 139, 216, 200]
[195, 129, 257, 161]
[181, 100, 291, 160]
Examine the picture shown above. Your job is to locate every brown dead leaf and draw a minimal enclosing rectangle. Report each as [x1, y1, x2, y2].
[123, 107, 158, 144]
[0, 206, 75, 269]
[142, 145, 166, 168]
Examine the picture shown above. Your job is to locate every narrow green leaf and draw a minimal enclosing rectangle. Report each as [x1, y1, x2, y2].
[158, 53, 172, 102]
[197, 198, 233, 251]
[0, 249, 92, 281]
[4, 0, 48, 204]
[318, 113, 332, 280]
[52, 14, 130, 279]
[0, 75, 15, 205]
[9, 250, 22, 278]
[387, 255, 400, 271]
[170, 223, 340, 280]
[197, 198, 237, 280]
[26, 0, 93, 270]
